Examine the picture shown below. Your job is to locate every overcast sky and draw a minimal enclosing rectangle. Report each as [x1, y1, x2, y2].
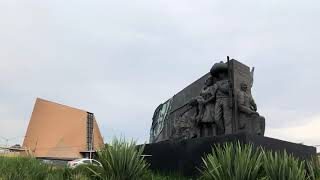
[0, 0, 319, 151]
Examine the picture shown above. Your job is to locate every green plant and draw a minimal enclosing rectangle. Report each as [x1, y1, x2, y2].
[44, 167, 70, 180]
[262, 150, 306, 180]
[143, 171, 189, 180]
[199, 142, 263, 180]
[0, 156, 96, 180]
[52, 165, 94, 180]
[89, 138, 150, 180]
[0, 156, 50, 180]
[307, 156, 320, 180]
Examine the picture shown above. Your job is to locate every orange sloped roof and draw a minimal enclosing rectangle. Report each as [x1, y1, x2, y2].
[22, 98, 104, 159]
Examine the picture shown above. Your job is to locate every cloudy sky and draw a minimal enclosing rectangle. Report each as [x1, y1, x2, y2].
[0, 0, 319, 151]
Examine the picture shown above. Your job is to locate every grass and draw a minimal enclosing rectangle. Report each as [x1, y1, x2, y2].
[0, 156, 186, 180]
[0, 156, 51, 180]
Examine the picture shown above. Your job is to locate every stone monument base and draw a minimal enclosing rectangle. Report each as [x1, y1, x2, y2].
[142, 132, 316, 177]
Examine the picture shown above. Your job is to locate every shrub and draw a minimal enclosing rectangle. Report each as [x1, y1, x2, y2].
[306, 157, 320, 180]
[199, 142, 263, 180]
[89, 138, 149, 180]
[199, 142, 320, 180]
[261, 150, 307, 180]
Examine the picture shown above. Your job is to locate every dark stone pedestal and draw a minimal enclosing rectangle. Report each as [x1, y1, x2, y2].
[142, 133, 316, 177]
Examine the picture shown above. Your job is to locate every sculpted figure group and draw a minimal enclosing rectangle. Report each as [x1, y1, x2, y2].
[173, 61, 265, 140]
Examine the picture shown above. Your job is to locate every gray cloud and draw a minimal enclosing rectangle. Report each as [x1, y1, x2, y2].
[1, 0, 320, 147]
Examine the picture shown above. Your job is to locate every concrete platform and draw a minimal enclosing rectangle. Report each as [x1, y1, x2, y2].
[142, 132, 317, 176]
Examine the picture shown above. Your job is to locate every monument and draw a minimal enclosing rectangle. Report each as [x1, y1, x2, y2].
[145, 58, 316, 176]
[150, 58, 265, 143]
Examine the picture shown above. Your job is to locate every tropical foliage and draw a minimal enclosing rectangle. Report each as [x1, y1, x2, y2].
[199, 143, 263, 180]
[261, 150, 306, 180]
[88, 138, 149, 180]
[307, 157, 320, 180]
[199, 142, 320, 180]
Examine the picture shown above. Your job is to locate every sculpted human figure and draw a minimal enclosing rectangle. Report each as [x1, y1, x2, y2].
[237, 82, 265, 135]
[173, 107, 198, 140]
[174, 75, 216, 138]
[208, 61, 233, 135]
[173, 75, 219, 139]
[194, 75, 218, 137]
[214, 76, 232, 135]
[194, 75, 215, 122]
[237, 83, 258, 116]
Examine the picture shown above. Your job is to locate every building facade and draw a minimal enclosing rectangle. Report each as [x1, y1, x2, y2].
[23, 98, 104, 159]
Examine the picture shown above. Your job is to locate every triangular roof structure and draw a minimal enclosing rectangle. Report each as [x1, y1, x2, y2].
[22, 98, 104, 159]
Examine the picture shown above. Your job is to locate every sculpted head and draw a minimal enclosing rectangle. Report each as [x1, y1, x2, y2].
[240, 82, 248, 92]
[210, 61, 228, 80]
[205, 75, 214, 86]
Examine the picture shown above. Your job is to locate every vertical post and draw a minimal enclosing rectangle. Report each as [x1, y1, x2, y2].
[87, 112, 94, 159]
[90, 129, 94, 160]
[227, 57, 238, 133]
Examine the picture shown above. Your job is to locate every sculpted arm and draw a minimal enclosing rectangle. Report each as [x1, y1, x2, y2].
[238, 104, 258, 115]
[238, 91, 258, 115]
[204, 84, 218, 104]
[249, 96, 257, 111]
